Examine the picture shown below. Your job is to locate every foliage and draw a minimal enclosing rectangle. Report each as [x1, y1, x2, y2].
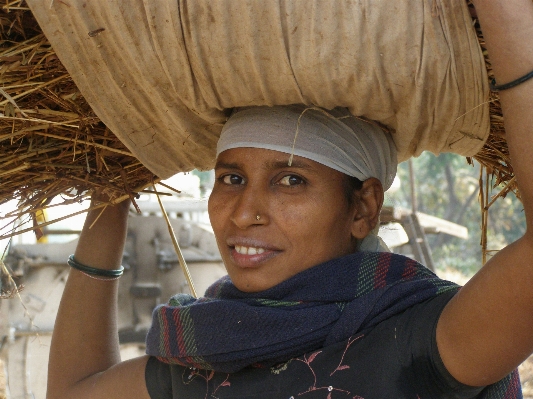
[385, 153, 526, 276]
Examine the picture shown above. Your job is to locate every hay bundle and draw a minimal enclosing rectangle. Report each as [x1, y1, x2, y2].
[0, 0, 514, 241]
[466, 1, 515, 198]
[0, 1, 156, 237]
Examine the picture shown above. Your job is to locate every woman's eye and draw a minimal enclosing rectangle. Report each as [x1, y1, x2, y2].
[278, 175, 304, 186]
[222, 174, 244, 185]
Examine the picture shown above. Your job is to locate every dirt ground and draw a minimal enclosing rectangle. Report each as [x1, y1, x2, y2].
[520, 357, 533, 398]
[0, 360, 5, 399]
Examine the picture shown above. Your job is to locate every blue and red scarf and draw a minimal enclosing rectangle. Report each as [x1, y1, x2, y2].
[146, 251, 521, 397]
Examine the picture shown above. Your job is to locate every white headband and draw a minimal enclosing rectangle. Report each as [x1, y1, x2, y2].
[217, 105, 397, 191]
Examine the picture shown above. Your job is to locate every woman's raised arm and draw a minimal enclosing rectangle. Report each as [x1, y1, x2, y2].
[46, 197, 151, 399]
[436, 0, 533, 388]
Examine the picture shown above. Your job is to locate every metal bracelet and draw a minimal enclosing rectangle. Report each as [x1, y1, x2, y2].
[67, 254, 124, 278]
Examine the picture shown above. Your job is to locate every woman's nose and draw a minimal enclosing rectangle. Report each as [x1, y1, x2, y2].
[230, 185, 267, 229]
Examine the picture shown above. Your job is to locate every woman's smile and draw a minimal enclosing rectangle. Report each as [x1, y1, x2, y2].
[234, 245, 266, 256]
[230, 244, 279, 267]
[227, 236, 282, 267]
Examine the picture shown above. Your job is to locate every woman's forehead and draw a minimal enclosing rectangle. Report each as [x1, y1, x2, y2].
[214, 148, 348, 184]
[215, 148, 322, 172]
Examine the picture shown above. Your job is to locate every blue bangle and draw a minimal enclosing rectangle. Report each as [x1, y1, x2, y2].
[490, 69, 533, 91]
[67, 255, 124, 278]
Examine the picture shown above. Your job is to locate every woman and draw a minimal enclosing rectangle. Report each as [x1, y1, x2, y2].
[46, 1, 533, 398]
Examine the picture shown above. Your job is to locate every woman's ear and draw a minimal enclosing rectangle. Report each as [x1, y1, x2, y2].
[350, 178, 384, 239]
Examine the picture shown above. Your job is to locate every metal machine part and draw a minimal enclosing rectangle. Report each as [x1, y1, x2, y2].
[1, 209, 226, 399]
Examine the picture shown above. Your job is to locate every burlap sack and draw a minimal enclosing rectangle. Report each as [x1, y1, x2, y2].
[27, 0, 489, 179]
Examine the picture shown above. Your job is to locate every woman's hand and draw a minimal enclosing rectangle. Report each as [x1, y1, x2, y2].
[47, 196, 151, 399]
[436, 0, 533, 387]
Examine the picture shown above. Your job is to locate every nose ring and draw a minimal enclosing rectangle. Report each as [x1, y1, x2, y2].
[256, 214, 261, 221]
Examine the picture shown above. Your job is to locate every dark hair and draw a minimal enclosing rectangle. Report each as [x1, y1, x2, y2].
[343, 175, 364, 206]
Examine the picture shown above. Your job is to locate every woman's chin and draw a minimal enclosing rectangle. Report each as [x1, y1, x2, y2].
[230, 274, 281, 293]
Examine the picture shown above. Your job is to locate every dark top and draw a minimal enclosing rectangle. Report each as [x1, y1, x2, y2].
[145, 291, 485, 399]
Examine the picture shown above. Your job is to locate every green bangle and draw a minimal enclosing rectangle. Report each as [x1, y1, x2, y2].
[67, 255, 124, 278]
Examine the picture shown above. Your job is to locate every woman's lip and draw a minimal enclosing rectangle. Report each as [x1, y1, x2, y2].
[225, 237, 282, 267]
[229, 246, 280, 268]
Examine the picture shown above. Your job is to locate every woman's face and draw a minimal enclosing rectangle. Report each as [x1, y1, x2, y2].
[208, 147, 366, 292]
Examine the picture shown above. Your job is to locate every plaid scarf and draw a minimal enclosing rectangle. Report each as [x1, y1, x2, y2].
[145, 251, 521, 398]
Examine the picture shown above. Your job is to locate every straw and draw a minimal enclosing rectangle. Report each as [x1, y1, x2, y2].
[467, 0, 518, 201]
[0, 1, 157, 239]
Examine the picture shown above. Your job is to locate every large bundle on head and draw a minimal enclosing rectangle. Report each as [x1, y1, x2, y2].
[1, 0, 512, 234]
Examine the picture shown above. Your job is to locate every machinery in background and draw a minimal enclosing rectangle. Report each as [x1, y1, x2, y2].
[1, 198, 225, 399]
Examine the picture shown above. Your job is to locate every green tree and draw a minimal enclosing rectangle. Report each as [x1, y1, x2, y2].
[385, 153, 526, 275]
